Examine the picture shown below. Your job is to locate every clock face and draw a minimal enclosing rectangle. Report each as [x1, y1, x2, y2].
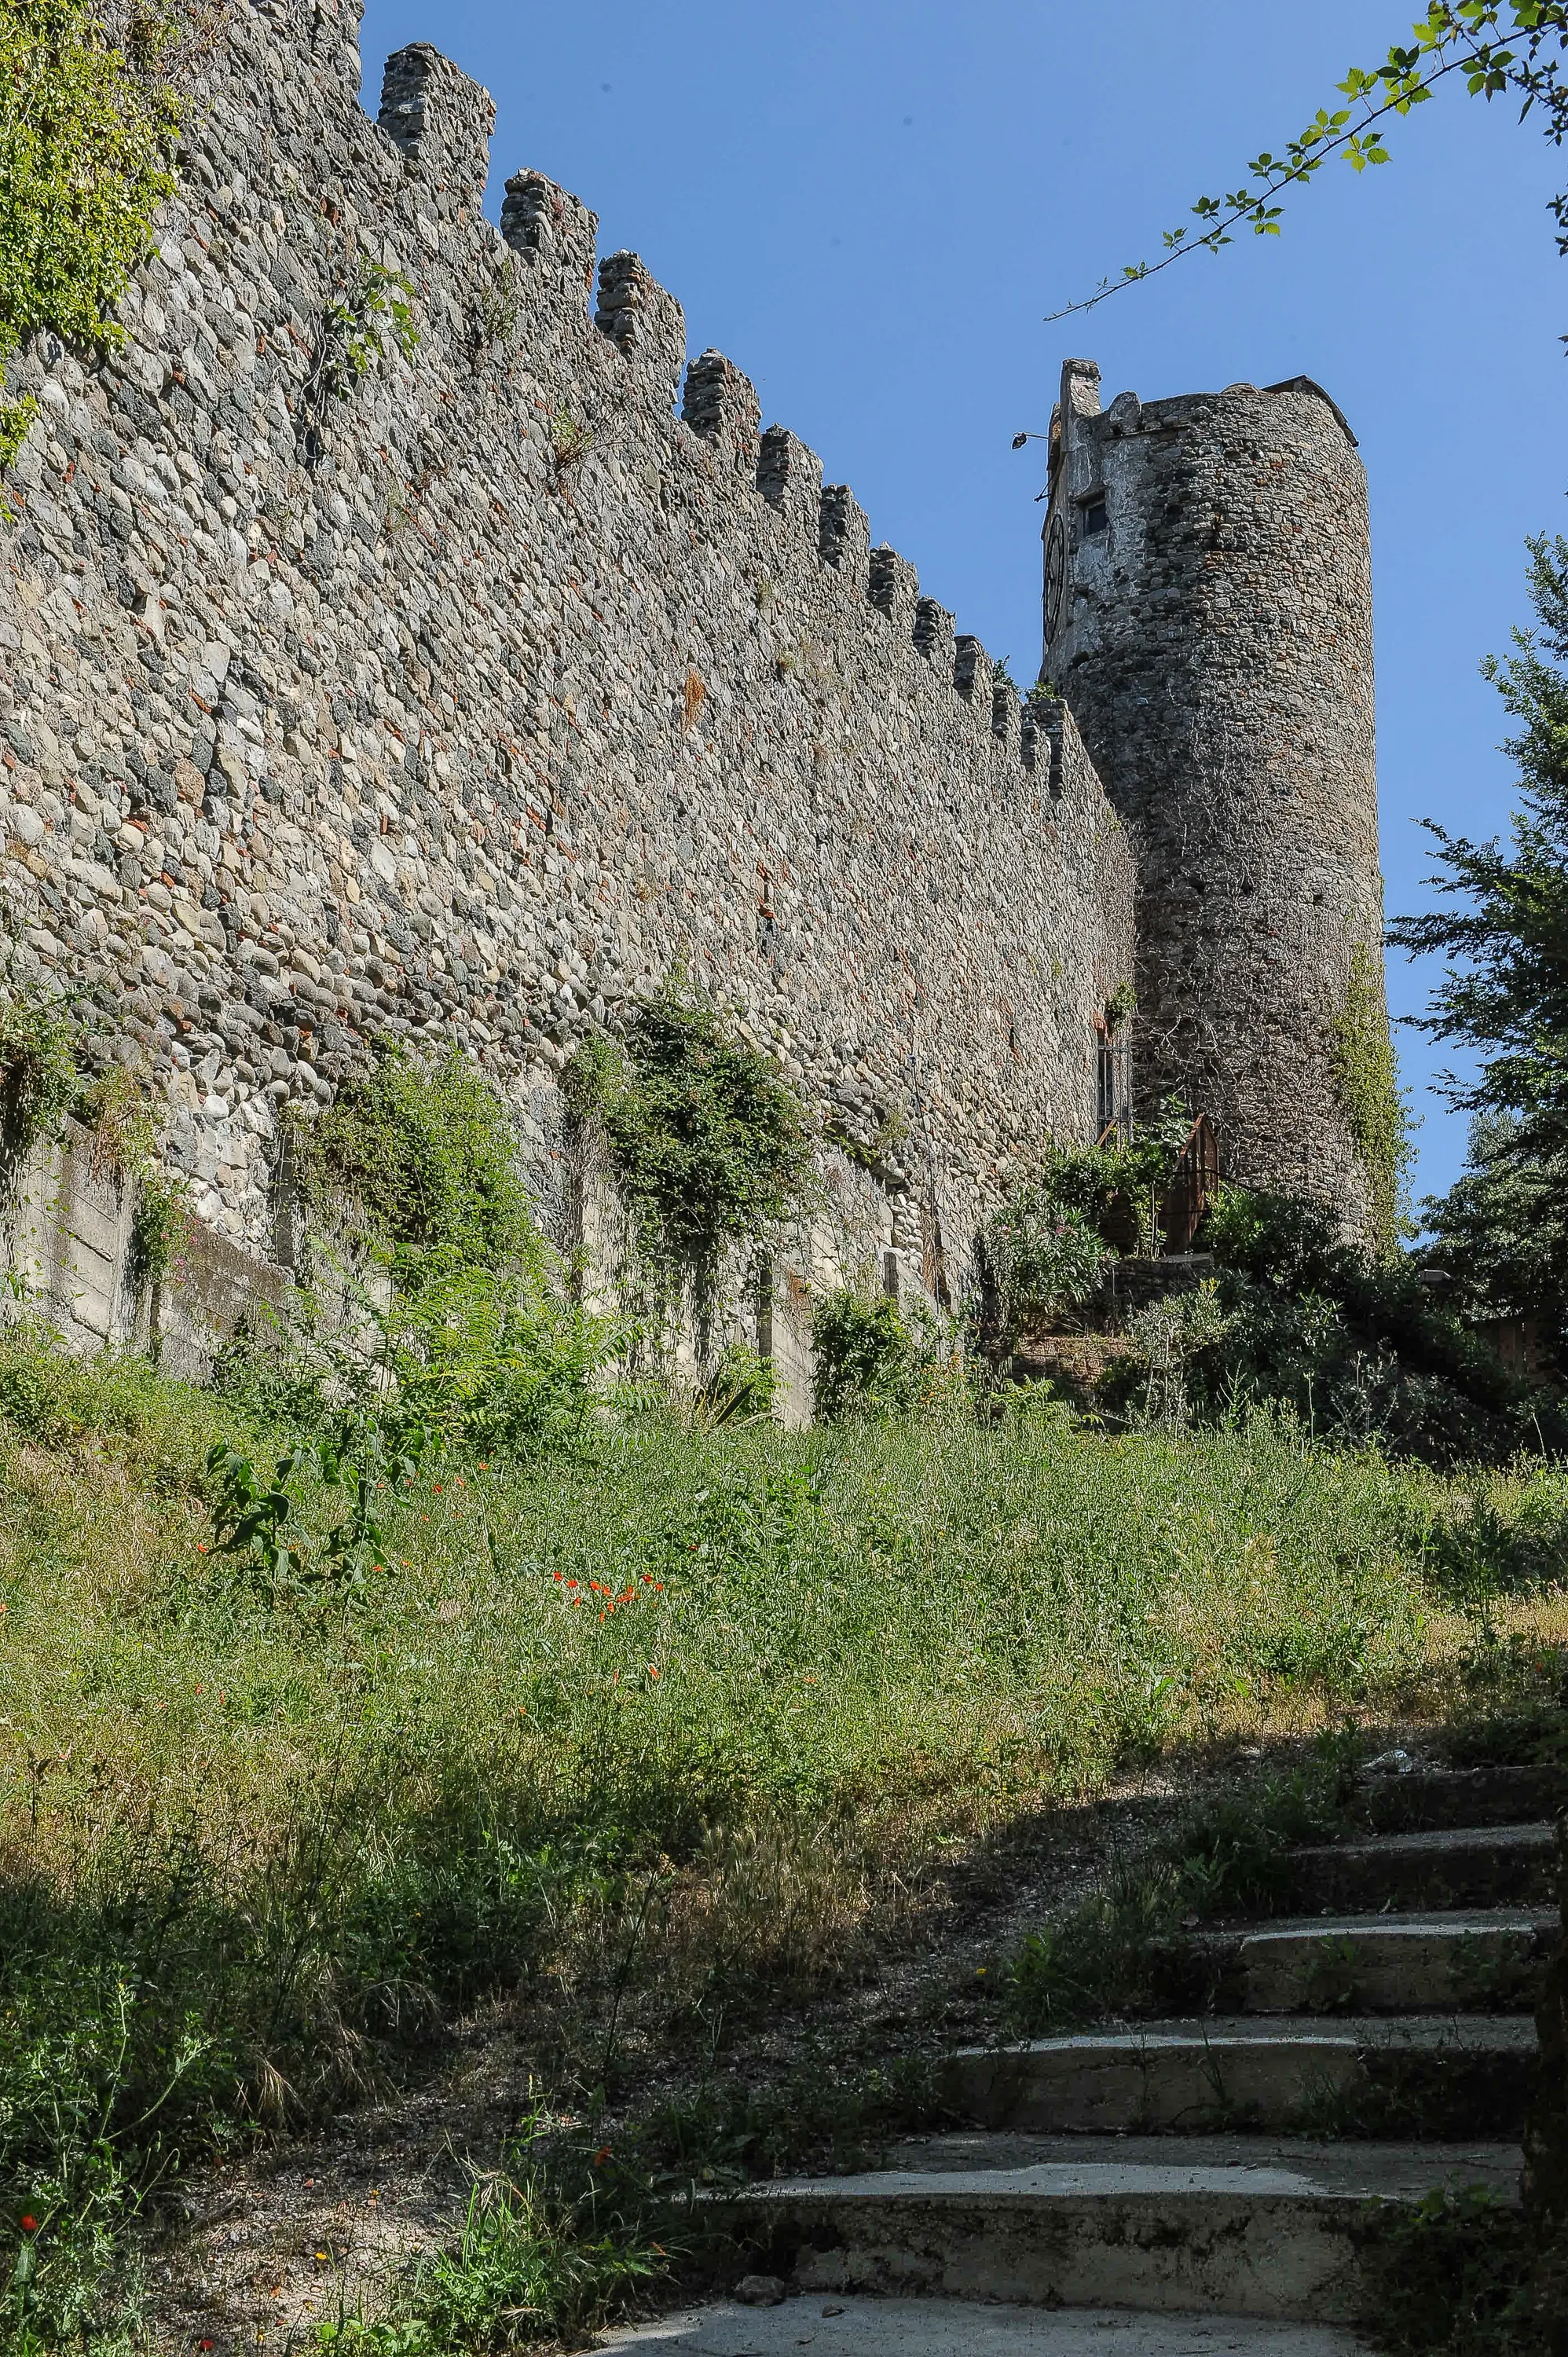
[1043, 513, 1067, 645]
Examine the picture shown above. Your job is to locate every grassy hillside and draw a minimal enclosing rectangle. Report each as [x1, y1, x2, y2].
[2, 1319, 1566, 2350]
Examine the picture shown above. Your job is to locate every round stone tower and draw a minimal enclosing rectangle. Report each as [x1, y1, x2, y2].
[1041, 358, 1387, 1235]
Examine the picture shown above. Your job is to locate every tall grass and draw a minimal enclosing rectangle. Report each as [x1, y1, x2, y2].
[2, 1324, 1566, 2344]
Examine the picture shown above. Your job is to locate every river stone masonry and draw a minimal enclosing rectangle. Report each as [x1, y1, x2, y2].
[0, 0, 1384, 1375]
[1042, 359, 1384, 1232]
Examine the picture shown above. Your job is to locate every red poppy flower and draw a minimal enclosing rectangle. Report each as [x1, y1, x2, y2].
[20, 2217, 37, 2233]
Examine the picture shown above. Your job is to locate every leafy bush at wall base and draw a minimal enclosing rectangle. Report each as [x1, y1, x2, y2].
[378, 1259, 625, 1462]
[810, 1285, 963, 1421]
[0, 990, 77, 1161]
[288, 1042, 544, 1292]
[1094, 1184, 1566, 1462]
[563, 985, 812, 1326]
[998, 1102, 1196, 1270]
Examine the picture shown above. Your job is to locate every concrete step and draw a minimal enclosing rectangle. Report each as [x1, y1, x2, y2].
[719, 2135, 1521, 2325]
[599, 2296, 1378, 2353]
[1354, 1763, 1568, 1835]
[1236, 1908, 1557, 2014]
[1286, 1820, 1556, 1914]
[939, 2016, 1535, 2139]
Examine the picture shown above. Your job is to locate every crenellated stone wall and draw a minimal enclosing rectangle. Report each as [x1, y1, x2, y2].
[0, 0, 1136, 1370]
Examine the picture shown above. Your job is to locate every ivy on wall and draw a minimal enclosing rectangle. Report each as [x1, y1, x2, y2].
[290, 1043, 542, 1292]
[563, 983, 812, 1321]
[0, 990, 77, 1160]
[0, 0, 181, 467]
[1332, 940, 1413, 1254]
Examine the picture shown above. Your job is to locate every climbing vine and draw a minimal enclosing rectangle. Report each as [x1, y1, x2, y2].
[564, 982, 812, 1316]
[0, 988, 77, 1160]
[0, 0, 182, 467]
[1332, 940, 1413, 1254]
[290, 1042, 541, 1292]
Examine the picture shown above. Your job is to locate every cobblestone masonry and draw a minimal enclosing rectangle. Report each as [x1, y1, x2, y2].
[1042, 358, 1385, 1230]
[0, 1, 1383, 1376]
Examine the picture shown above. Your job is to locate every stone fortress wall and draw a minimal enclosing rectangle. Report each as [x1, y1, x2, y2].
[1042, 358, 1384, 1232]
[0, 0, 1386, 1384]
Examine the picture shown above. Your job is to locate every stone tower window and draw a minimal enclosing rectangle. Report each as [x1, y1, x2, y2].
[1081, 495, 1108, 538]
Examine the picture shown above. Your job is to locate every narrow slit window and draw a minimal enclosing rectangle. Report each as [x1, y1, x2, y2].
[1097, 1038, 1118, 1135]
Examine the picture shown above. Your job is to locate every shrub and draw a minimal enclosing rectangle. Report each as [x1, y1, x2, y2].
[1014, 1100, 1195, 1259]
[810, 1287, 958, 1421]
[1101, 1181, 1568, 1461]
[380, 1259, 622, 1462]
[983, 1186, 1108, 1329]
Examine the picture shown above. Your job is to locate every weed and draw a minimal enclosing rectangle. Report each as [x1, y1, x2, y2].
[471, 278, 520, 354]
[647, 2048, 945, 2182]
[127, 1169, 192, 1292]
[300, 258, 418, 455]
[324, 2114, 673, 2354]
[1297, 1934, 1364, 2014]
[1354, 2187, 1541, 2355]
[549, 405, 593, 483]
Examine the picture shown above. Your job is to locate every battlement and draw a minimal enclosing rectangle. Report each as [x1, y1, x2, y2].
[348, 11, 1024, 740]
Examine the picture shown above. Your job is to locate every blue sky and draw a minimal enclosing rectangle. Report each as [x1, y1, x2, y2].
[360, 0, 1566, 1210]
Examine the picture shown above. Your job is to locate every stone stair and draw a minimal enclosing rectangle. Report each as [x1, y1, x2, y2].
[611, 1759, 1564, 2353]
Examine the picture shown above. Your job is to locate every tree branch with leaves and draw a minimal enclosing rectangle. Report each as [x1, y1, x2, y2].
[1051, 2, 1568, 323]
